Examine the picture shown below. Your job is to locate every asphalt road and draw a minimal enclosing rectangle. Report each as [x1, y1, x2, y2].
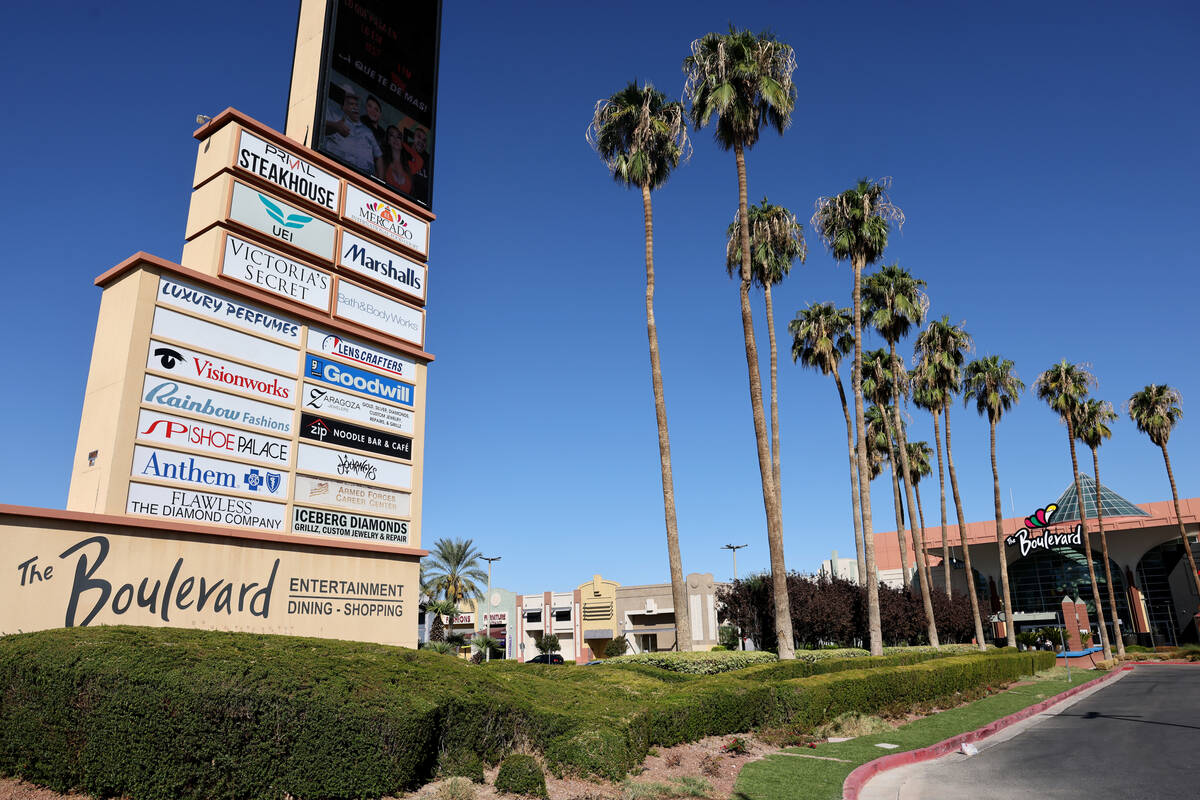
[861, 666, 1200, 800]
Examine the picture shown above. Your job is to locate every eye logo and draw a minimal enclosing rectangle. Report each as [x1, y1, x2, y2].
[1024, 504, 1058, 530]
[259, 194, 313, 229]
[366, 202, 407, 226]
[154, 347, 183, 370]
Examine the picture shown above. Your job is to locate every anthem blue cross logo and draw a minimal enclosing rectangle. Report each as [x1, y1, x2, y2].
[258, 194, 312, 229]
[244, 468, 282, 493]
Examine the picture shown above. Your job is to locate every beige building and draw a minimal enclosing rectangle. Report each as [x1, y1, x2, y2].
[616, 573, 722, 653]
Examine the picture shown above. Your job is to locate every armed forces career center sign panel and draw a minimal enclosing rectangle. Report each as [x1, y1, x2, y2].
[0, 517, 417, 647]
[123, 271, 423, 550]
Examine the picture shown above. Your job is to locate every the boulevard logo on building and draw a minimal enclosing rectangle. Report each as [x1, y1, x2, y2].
[142, 378, 293, 435]
[222, 235, 331, 311]
[307, 327, 414, 379]
[132, 445, 287, 499]
[1004, 503, 1083, 557]
[147, 341, 292, 401]
[343, 185, 428, 255]
[157, 277, 301, 344]
[339, 231, 425, 301]
[137, 410, 289, 465]
[306, 355, 414, 407]
[299, 412, 413, 460]
[237, 130, 340, 211]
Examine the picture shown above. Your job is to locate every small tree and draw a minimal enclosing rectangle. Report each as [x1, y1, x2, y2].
[471, 634, 500, 663]
[604, 636, 630, 658]
[534, 633, 561, 655]
[718, 625, 740, 650]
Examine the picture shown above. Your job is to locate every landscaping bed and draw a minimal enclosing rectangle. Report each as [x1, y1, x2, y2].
[0, 627, 1053, 800]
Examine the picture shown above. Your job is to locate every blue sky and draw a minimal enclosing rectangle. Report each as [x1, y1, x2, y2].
[1, 1, 1197, 595]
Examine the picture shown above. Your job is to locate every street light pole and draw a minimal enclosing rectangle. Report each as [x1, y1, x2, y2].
[722, 543, 748, 581]
[482, 556, 501, 662]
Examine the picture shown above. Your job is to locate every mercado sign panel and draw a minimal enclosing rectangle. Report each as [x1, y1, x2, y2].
[342, 185, 430, 256]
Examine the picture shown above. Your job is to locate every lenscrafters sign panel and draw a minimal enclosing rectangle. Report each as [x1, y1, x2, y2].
[0, 512, 419, 647]
[310, 0, 442, 210]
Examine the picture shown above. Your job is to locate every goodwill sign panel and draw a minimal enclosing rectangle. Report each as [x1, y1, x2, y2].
[141, 377, 294, 436]
[1, 520, 418, 646]
[305, 354, 414, 407]
[132, 445, 289, 499]
[236, 130, 341, 212]
[157, 277, 301, 345]
[228, 180, 337, 262]
[145, 340, 294, 405]
[335, 279, 424, 346]
[126, 482, 286, 531]
[151, 307, 299, 375]
[220, 234, 332, 311]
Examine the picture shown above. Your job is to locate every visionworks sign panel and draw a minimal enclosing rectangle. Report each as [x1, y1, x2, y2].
[146, 340, 294, 404]
[228, 180, 336, 262]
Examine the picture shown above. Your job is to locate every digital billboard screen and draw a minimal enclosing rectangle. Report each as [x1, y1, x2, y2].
[313, 0, 442, 211]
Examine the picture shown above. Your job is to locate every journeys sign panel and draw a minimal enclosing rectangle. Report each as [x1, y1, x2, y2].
[1, 519, 417, 646]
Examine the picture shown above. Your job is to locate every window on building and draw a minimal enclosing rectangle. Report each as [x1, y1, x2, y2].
[554, 609, 571, 622]
[640, 633, 658, 652]
[526, 611, 541, 624]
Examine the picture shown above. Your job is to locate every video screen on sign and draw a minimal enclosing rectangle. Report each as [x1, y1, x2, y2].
[314, 0, 441, 210]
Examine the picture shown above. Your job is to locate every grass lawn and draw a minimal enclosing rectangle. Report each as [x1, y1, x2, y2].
[732, 667, 1104, 800]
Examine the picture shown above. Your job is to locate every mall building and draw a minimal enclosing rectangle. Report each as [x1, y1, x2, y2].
[874, 477, 1200, 645]
[418, 573, 724, 661]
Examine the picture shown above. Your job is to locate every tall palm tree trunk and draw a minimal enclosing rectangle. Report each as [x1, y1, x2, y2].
[881, 411, 911, 590]
[836, 376, 867, 584]
[734, 144, 793, 659]
[853, 255, 883, 655]
[1092, 448, 1124, 657]
[914, 483, 932, 592]
[1066, 424, 1112, 661]
[889, 346, 938, 646]
[932, 408, 951, 597]
[1160, 444, 1200, 598]
[989, 418, 1016, 648]
[764, 283, 781, 511]
[944, 399, 987, 649]
[641, 184, 691, 650]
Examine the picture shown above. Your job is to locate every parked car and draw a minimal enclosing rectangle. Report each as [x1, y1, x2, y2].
[527, 653, 563, 664]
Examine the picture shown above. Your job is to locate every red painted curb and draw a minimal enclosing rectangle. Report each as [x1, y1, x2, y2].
[841, 666, 1131, 800]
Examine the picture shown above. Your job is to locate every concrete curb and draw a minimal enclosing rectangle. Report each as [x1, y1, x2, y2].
[841, 666, 1131, 800]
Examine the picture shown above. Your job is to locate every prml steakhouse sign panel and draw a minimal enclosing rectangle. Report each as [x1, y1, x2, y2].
[1, 519, 418, 646]
[236, 130, 341, 212]
[300, 413, 413, 460]
[343, 185, 429, 257]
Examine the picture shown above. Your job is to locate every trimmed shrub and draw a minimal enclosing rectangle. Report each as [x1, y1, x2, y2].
[494, 754, 547, 798]
[439, 750, 485, 784]
[605, 636, 630, 658]
[604, 650, 777, 674]
[545, 729, 631, 780]
[436, 777, 477, 800]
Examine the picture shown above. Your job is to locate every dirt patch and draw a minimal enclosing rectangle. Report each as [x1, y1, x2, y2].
[0, 779, 90, 800]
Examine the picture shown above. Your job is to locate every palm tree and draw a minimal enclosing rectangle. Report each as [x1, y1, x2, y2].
[964, 356, 1025, 649]
[911, 367, 950, 596]
[812, 179, 904, 656]
[914, 317, 985, 649]
[862, 349, 912, 589]
[426, 598, 457, 644]
[685, 27, 797, 659]
[906, 440, 935, 593]
[588, 81, 694, 649]
[790, 302, 865, 584]
[1034, 361, 1112, 662]
[424, 538, 488, 606]
[1127, 385, 1200, 601]
[728, 199, 806, 513]
[1076, 398, 1125, 657]
[864, 264, 938, 647]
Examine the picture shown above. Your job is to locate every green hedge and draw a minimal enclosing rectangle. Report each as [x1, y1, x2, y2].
[602, 650, 778, 674]
[735, 646, 989, 682]
[494, 754, 547, 798]
[0, 627, 1052, 799]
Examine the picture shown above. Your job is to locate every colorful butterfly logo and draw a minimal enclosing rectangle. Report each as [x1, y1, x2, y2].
[1024, 504, 1058, 530]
